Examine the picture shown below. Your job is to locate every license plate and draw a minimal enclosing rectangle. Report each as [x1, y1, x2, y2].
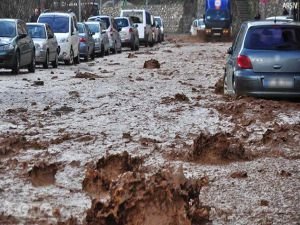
[263, 77, 294, 88]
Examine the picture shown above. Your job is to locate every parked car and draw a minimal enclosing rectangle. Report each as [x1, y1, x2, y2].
[77, 22, 95, 61]
[26, 23, 59, 68]
[85, 20, 110, 57]
[266, 16, 294, 22]
[88, 15, 122, 54]
[115, 16, 139, 51]
[0, 19, 35, 74]
[120, 9, 154, 47]
[154, 16, 164, 41]
[38, 11, 80, 65]
[151, 15, 160, 44]
[224, 20, 300, 97]
[190, 19, 205, 36]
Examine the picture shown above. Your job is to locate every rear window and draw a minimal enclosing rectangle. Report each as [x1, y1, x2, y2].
[38, 15, 69, 33]
[100, 17, 110, 29]
[244, 26, 300, 50]
[77, 23, 84, 33]
[27, 25, 46, 38]
[86, 23, 99, 33]
[115, 18, 129, 28]
[122, 12, 143, 23]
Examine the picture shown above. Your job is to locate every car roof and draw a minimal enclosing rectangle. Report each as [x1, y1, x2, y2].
[0, 18, 18, 22]
[39, 12, 74, 17]
[244, 20, 300, 28]
[121, 9, 150, 13]
[26, 22, 46, 26]
[266, 16, 293, 21]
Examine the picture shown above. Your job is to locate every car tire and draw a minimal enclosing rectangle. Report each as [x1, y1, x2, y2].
[12, 51, 20, 75]
[84, 48, 89, 61]
[65, 48, 74, 65]
[91, 48, 95, 60]
[111, 42, 116, 54]
[52, 52, 58, 68]
[74, 49, 80, 64]
[223, 72, 229, 95]
[43, 51, 49, 69]
[100, 44, 105, 57]
[28, 51, 35, 73]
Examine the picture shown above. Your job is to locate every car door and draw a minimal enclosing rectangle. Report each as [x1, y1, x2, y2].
[46, 24, 57, 61]
[17, 21, 31, 66]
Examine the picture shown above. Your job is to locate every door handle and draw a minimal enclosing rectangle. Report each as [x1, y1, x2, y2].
[273, 64, 282, 69]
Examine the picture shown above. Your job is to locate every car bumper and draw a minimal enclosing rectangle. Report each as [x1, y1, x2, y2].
[79, 43, 88, 56]
[35, 49, 47, 63]
[58, 43, 71, 61]
[0, 50, 15, 68]
[235, 70, 300, 97]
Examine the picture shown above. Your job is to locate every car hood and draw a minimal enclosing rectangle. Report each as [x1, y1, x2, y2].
[54, 33, 68, 42]
[0, 37, 14, 45]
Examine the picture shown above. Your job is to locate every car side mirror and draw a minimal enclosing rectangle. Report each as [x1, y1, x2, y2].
[227, 47, 233, 54]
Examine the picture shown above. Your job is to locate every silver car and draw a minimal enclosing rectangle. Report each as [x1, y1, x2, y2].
[224, 20, 300, 97]
[85, 20, 110, 57]
[88, 15, 122, 54]
[115, 16, 139, 51]
[26, 23, 59, 68]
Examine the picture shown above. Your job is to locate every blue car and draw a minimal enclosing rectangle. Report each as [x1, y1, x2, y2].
[77, 22, 95, 61]
[224, 20, 300, 97]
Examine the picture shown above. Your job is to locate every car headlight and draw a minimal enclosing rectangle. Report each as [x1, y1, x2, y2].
[0, 44, 14, 51]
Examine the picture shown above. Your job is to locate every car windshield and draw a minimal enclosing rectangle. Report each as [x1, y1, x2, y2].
[86, 23, 99, 33]
[0, 21, 16, 37]
[77, 23, 85, 33]
[244, 26, 300, 50]
[206, 9, 229, 20]
[99, 17, 110, 29]
[38, 16, 69, 33]
[27, 25, 46, 38]
[115, 18, 129, 28]
[154, 18, 161, 26]
[123, 12, 143, 23]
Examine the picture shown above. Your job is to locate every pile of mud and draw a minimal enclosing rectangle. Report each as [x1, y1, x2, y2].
[28, 162, 59, 186]
[143, 59, 160, 69]
[83, 152, 210, 225]
[161, 93, 190, 104]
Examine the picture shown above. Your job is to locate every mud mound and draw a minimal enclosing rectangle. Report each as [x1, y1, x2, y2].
[0, 214, 19, 224]
[82, 151, 143, 197]
[144, 59, 160, 69]
[0, 134, 48, 155]
[28, 162, 58, 186]
[161, 93, 190, 104]
[128, 53, 137, 58]
[57, 216, 78, 225]
[85, 168, 210, 225]
[189, 132, 250, 164]
[75, 72, 101, 79]
[214, 77, 223, 94]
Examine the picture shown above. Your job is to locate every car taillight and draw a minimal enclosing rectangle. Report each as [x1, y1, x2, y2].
[237, 55, 253, 69]
[80, 37, 86, 42]
[129, 28, 133, 33]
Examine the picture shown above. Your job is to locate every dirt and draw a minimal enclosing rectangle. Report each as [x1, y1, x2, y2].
[28, 162, 59, 186]
[0, 34, 299, 225]
[143, 59, 160, 69]
[84, 154, 210, 225]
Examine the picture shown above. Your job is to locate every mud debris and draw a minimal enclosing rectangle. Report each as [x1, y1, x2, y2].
[214, 77, 223, 94]
[75, 71, 101, 79]
[85, 166, 210, 225]
[143, 59, 160, 69]
[82, 151, 143, 198]
[189, 132, 249, 164]
[128, 53, 137, 58]
[161, 93, 190, 104]
[230, 171, 248, 179]
[28, 162, 58, 186]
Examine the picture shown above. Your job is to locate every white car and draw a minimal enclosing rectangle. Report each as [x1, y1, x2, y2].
[26, 23, 59, 68]
[38, 11, 80, 65]
[266, 16, 294, 22]
[115, 16, 139, 51]
[120, 9, 154, 47]
[85, 21, 110, 57]
[190, 19, 205, 36]
[88, 15, 122, 54]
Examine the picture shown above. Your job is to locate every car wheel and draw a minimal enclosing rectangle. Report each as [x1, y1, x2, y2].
[28, 51, 35, 73]
[105, 47, 110, 56]
[52, 52, 58, 68]
[84, 48, 89, 61]
[91, 48, 95, 60]
[65, 48, 74, 65]
[100, 44, 105, 57]
[223, 72, 229, 95]
[136, 39, 140, 51]
[12, 51, 20, 75]
[43, 51, 49, 69]
[111, 42, 116, 54]
[74, 49, 80, 64]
